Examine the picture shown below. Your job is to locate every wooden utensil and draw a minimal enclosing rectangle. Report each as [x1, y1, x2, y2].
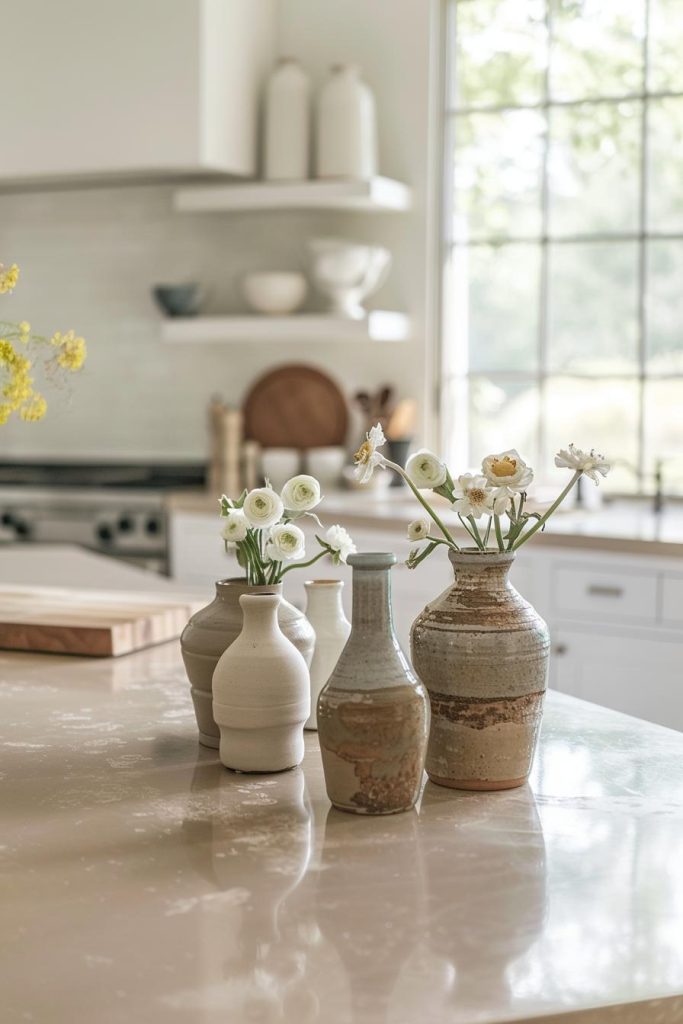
[243, 364, 348, 449]
[0, 585, 202, 657]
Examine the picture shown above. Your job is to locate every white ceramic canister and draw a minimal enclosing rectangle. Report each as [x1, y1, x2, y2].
[263, 57, 311, 181]
[213, 593, 310, 773]
[315, 64, 378, 179]
[303, 580, 351, 730]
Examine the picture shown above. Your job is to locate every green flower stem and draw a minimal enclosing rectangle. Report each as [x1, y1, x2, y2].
[483, 516, 493, 548]
[467, 515, 484, 550]
[494, 514, 505, 552]
[512, 471, 581, 551]
[279, 547, 329, 579]
[381, 458, 459, 550]
[457, 514, 478, 544]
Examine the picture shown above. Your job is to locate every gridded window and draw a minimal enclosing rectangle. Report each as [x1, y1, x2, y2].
[441, 0, 683, 493]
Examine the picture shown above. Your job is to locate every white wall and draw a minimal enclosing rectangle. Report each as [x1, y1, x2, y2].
[0, 0, 439, 462]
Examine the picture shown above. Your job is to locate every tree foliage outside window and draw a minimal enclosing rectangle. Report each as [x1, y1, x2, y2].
[442, 0, 683, 493]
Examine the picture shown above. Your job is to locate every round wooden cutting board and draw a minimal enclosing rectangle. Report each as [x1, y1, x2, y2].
[243, 364, 349, 449]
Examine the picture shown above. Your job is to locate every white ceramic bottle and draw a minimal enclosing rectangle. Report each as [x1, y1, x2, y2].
[263, 57, 311, 181]
[213, 593, 310, 772]
[304, 580, 351, 730]
[315, 64, 378, 179]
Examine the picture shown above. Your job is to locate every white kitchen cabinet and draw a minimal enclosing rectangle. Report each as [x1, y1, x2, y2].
[551, 625, 683, 732]
[0, 0, 274, 183]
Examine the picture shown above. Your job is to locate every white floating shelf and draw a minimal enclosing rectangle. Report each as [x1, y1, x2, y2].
[173, 176, 412, 213]
[161, 311, 410, 344]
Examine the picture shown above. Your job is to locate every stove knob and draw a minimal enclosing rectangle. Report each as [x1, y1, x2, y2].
[14, 520, 31, 538]
[97, 524, 114, 544]
[145, 516, 161, 536]
[117, 516, 134, 534]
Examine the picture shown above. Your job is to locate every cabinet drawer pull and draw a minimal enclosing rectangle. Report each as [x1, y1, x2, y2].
[587, 584, 624, 598]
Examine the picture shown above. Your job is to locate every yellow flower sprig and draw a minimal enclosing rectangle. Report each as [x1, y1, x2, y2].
[0, 260, 87, 424]
[0, 263, 20, 294]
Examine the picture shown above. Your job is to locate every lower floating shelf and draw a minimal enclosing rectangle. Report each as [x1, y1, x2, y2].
[161, 311, 410, 344]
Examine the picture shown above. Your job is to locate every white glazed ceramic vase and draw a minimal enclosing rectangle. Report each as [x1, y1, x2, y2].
[213, 593, 310, 773]
[264, 58, 310, 181]
[315, 64, 377, 179]
[180, 579, 314, 749]
[303, 580, 351, 730]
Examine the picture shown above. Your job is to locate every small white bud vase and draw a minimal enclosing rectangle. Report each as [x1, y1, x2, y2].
[263, 57, 311, 181]
[213, 593, 310, 773]
[315, 64, 378, 179]
[303, 580, 351, 731]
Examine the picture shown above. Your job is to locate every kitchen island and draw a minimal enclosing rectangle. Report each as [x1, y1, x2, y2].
[3, 547, 683, 1023]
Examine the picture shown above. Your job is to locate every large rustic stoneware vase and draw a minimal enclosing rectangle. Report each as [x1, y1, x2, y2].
[180, 578, 315, 749]
[213, 593, 310, 773]
[303, 580, 351, 731]
[317, 552, 430, 815]
[410, 550, 549, 791]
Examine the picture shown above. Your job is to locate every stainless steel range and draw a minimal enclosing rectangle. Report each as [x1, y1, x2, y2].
[0, 462, 205, 574]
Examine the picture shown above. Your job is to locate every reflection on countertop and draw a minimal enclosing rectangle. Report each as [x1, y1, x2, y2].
[167, 488, 683, 557]
[3, 638, 683, 1024]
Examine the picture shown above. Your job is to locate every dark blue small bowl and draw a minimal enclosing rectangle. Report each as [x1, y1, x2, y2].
[153, 283, 203, 317]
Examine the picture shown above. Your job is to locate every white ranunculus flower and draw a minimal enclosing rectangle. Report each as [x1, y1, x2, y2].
[325, 524, 356, 563]
[481, 448, 533, 493]
[220, 509, 248, 543]
[243, 487, 284, 529]
[353, 423, 387, 483]
[405, 449, 448, 490]
[266, 523, 306, 562]
[407, 518, 430, 542]
[554, 444, 611, 485]
[281, 474, 322, 512]
[452, 473, 508, 520]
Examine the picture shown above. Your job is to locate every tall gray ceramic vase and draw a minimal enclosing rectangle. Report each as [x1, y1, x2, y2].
[317, 553, 430, 815]
[410, 549, 550, 791]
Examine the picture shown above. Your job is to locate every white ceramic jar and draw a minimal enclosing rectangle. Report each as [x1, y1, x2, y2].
[263, 58, 311, 181]
[212, 593, 310, 772]
[304, 580, 351, 730]
[315, 64, 378, 179]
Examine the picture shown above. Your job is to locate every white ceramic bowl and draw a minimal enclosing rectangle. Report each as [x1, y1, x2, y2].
[242, 272, 307, 315]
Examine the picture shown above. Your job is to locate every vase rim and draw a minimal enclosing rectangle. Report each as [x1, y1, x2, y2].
[347, 552, 396, 570]
[215, 577, 283, 594]
[304, 578, 343, 587]
[448, 548, 515, 567]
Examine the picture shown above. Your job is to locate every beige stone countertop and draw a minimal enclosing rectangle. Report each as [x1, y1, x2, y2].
[166, 489, 683, 558]
[2, 549, 683, 1022]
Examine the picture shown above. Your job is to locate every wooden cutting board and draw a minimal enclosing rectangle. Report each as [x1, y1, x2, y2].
[0, 585, 202, 657]
[243, 364, 349, 449]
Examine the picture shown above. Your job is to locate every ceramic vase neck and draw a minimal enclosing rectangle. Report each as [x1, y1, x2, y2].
[304, 580, 345, 620]
[238, 593, 281, 637]
[347, 553, 396, 635]
[448, 550, 515, 591]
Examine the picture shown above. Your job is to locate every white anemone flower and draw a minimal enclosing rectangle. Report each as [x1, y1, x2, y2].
[481, 449, 533, 494]
[220, 509, 248, 543]
[325, 524, 356, 563]
[407, 518, 431, 542]
[353, 423, 387, 483]
[452, 473, 508, 519]
[554, 444, 611, 485]
[281, 474, 322, 512]
[405, 449, 448, 490]
[243, 487, 284, 529]
[266, 523, 306, 562]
